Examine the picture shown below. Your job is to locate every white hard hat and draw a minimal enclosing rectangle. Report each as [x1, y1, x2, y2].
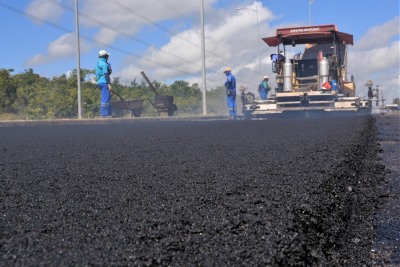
[263, 75, 269, 79]
[223, 67, 232, 73]
[99, 50, 110, 56]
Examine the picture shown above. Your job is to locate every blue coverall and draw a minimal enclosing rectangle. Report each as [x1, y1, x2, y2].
[271, 53, 285, 73]
[96, 57, 112, 117]
[224, 71, 237, 119]
[259, 80, 269, 100]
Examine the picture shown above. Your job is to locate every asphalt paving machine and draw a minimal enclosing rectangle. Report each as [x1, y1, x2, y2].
[241, 24, 370, 119]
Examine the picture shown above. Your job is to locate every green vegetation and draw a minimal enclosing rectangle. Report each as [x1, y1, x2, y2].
[0, 68, 229, 120]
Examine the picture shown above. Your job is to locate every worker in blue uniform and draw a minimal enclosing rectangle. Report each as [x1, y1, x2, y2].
[270, 51, 285, 74]
[258, 76, 270, 100]
[96, 50, 113, 117]
[223, 67, 237, 120]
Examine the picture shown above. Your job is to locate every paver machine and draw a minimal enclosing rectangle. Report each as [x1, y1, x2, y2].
[241, 24, 370, 119]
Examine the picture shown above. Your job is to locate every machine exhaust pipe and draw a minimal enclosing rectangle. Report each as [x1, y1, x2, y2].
[319, 57, 329, 88]
[283, 58, 292, 92]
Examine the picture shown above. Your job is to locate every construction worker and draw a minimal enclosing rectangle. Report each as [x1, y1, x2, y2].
[368, 86, 374, 99]
[223, 67, 237, 120]
[270, 51, 285, 74]
[258, 76, 270, 100]
[96, 50, 113, 117]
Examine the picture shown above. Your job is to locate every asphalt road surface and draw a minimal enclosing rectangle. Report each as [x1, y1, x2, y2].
[1, 114, 398, 266]
[372, 113, 400, 266]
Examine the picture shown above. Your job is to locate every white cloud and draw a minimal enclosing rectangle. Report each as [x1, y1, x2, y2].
[26, 0, 64, 23]
[350, 41, 400, 74]
[25, 0, 275, 93]
[80, 0, 219, 45]
[93, 28, 120, 47]
[117, 64, 143, 84]
[26, 33, 91, 65]
[117, 1, 276, 93]
[356, 17, 400, 51]
[349, 18, 400, 102]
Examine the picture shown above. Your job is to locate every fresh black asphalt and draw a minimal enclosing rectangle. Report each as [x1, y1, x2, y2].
[0, 115, 396, 266]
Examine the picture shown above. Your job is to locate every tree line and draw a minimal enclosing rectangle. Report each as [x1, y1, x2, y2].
[0, 68, 229, 120]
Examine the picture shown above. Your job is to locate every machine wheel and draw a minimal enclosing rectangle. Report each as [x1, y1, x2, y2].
[132, 110, 142, 117]
[245, 93, 255, 104]
[168, 104, 177, 116]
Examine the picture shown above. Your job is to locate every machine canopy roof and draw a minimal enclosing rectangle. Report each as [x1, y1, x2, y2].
[262, 24, 353, 47]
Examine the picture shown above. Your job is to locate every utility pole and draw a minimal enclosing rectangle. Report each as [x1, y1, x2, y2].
[308, 0, 314, 25]
[75, 0, 82, 119]
[200, 0, 207, 115]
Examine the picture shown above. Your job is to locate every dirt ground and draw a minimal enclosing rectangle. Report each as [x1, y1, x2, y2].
[0, 114, 397, 266]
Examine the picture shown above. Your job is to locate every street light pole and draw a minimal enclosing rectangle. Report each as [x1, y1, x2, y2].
[75, 0, 82, 119]
[255, 6, 261, 82]
[200, 0, 207, 115]
[237, 6, 261, 82]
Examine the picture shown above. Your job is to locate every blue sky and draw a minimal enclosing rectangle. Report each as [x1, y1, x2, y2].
[1, 0, 399, 102]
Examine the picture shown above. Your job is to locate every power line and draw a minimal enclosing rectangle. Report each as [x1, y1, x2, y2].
[154, 0, 183, 14]
[107, 0, 201, 49]
[47, 0, 233, 85]
[46, 0, 200, 68]
[106, 0, 246, 78]
[1, 1, 258, 88]
[75, 0, 256, 87]
[0, 2, 196, 77]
